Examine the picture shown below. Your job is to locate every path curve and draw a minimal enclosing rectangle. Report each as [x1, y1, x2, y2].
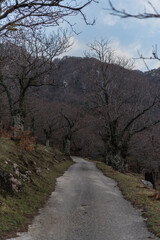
[8, 157, 160, 240]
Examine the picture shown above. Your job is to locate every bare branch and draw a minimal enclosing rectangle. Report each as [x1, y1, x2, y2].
[122, 98, 157, 137]
[0, 27, 71, 130]
[0, 0, 98, 35]
[130, 119, 160, 137]
[108, 0, 160, 19]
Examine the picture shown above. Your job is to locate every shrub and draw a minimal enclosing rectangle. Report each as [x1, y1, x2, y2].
[15, 129, 36, 152]
[0, 129, 13, 139]
[0, 127, 36, 152]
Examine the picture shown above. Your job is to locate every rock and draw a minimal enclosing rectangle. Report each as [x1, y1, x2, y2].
[21, 171, 31, 182]
[13, 163, 18, 169]
[13, 163, 20, 177]
[15, 169, 20, 177]
[0, 168, 13, 196]
[15, 168, 31, 183]
[0, 166, 23, 194]
[9, 176, 22, 192]
[141, 179, 153, 188]
[35, 167, 42, 174]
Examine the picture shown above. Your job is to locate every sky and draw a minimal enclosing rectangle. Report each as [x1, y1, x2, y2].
[53, 0, 160, 71]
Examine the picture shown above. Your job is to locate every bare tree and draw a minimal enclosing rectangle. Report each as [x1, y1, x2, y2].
[42, 108, 62, 147]
[43, 120, 59, 147]
[0, 28, 72, 133]
[108, 1, 160, 19]
[0, 0, 98, 35]
[60, 106, 87, 156]
[87, 39, 160, 172]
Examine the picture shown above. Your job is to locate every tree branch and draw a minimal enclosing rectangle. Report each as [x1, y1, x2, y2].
[122, 98, 157, 137]
[0, 0, 98, 35]
[130, 119, 160, 138]
[108, 0, 160, 19]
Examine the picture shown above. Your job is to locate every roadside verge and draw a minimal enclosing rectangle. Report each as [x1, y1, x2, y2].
[96, 162, 160, 237]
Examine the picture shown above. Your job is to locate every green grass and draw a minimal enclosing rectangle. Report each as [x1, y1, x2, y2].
[96, 162, 160, 237]
[0, 138, 73, 239]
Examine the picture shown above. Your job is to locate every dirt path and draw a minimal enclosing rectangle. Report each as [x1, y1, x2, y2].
[8, 157, 160, 240]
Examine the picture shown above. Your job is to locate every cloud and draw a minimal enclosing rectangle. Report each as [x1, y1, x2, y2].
[98, 1, 160, 34]
[108, 38, 153, 71]
[110, 38, 141, 57]
[61, 36, 160, 71]
[68, 37, 86, 55]
[117, 42, 160, 71]
[59, 37, 87, 58]
[51, 0, 160, 72]
[107, 0, 160, 27]
[99, 10, 118, 26]
[144, 0, 160, 13]
[110, 0, 151, 13]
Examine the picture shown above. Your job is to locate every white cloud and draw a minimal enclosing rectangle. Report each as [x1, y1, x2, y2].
[58, 37, 86, 58]
[110, 0, 156, 13]
[68, 37, 86, 55]
[100, 10, 118, 26]
[62, 36, 160, 71]
[144, 0, 160, 13]
[108, 0, 160, 29]
[43, 0, 160, 72]
[108, 38, 155, 71]
[110, 38, 141, 58]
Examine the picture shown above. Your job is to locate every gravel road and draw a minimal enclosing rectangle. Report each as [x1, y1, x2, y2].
[8, 157, 160, 240]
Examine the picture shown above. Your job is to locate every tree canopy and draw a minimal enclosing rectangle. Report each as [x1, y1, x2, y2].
[0, 0, 98, 35]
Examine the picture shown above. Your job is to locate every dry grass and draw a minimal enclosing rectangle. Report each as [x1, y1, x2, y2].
[0, 138, 73, 239]
[96, 162, 160, 237]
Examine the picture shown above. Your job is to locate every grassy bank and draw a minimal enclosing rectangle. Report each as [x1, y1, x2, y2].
[0, 138, 73, 239]
[96, 162, 160, 237]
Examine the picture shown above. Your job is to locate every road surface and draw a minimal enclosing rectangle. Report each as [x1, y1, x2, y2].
[8, 157, 159, 240]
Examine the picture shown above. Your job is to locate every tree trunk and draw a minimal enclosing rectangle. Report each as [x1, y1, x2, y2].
[13, 112, 25, 136]
[0, 120, 3, 131]
[105, 140, 128, 172]
[105, 150, 109, 164]
[64, 138, 71, 156]
[31, 118, 35, 136]
[106, 148, 128, 172]
[105, 151, 112, 165]
[109, 153, 122, 170]
[46, 138, 50, 147]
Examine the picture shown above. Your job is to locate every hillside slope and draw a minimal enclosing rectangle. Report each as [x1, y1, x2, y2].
[0, 138, 73, 239]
